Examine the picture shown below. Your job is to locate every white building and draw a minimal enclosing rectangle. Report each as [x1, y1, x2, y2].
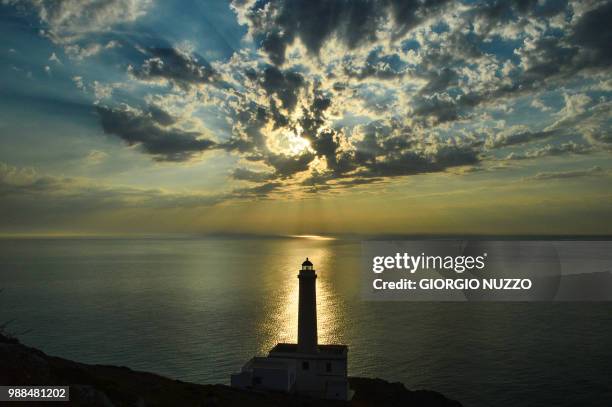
[231, 258, 350, 400]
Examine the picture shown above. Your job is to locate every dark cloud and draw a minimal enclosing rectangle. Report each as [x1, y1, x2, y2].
[304, 184, 333, 193]
[353, 145, 479, 178]
[401, 2, 611, 124]
[486, 129, 557, 149]
[130, 47, 219, 89]
[267, 152, 315, 178]
[419, 68, 458, 95]
[471, 0, 557, 35]
[148, 104, 176, 126]
[588, 131, 612, 149]
[260, 66, 305, 110]
[312, 130, 340, 167]
[526, 166, 604, 181]
[302, 175, 385, 191]
[224, 104, 269, 153]
[97, 105, 217, 161]
[233, 181, 282, 197]
[299, 94, 331, 139]
[237, 0, 450, 65]
[505, 141, 593, 160]
[343, 49, 408, 80]
[412, 95, 462, 124]
[296, 93, 360, 175]
[434, 145, 481, 168]
[232, 168, 274, 182]
[507, 2, 612, 92]
[335, 177, 384, 186]
[290, 121, 482, 180]
[571, 1, 612, 68]
[518, 36, 579, 84]
[296, 93, 343, 171]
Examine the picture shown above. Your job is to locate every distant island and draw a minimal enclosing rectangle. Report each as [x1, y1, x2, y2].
[0, 333, 462, 407]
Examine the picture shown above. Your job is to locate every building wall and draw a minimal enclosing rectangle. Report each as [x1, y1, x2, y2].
[230, 357, 297, 393]
[294, 357, 348, 398]
[252, 366, 294, 392]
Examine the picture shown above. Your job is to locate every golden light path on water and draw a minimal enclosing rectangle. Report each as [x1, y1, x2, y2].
[256, 236, 344, 354]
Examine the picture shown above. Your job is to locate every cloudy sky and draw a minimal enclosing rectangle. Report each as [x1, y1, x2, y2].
[0, 0, 611, 236]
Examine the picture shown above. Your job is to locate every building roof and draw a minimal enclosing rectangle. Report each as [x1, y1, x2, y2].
[269, 343, 348, 358]
[302, 258, 313, 267]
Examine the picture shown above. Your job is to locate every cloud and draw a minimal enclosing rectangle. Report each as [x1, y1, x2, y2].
[231, 168, 274, 182]
[353, 144, 480, 178]
[509, 2, 612, 89]
[530, 97, 551, 112]
[18, 0, 608, 199]
[525, 166, 605, 181]
[554, 93, 592, 119]
[546, 100, 612, 150]
[0, 161, 225, 211]
[15, 0, 151, 43]
[96, 105, 218, 161]
[335, 177, 384, 186]
[48, 52, 61, 64]
[64, 40, 119, 60]
[411, 93, 481, 125]
[84, 150, 109, 165]
[260, 66, 305, 110]
[0, 161, 298, 231]
[505, 141, 593, 160]
[233, 181, 282, 197]
[571, 1, 612, 69]
[129, 47, 221, 90]
[233, 0, 450, 65]
[342, 48, 409, 80]
[486, 126, 556, 149]
[267, 152, 315, 178]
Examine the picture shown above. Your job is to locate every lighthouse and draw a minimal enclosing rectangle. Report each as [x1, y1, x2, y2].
[298, 258, 318, 354]
[231, 258, 350, 400]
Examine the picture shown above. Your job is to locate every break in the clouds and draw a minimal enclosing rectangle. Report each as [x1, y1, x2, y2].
[0, 0, 611, 234]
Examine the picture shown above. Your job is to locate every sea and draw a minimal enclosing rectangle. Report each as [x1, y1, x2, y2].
[0, 237, 611, 406]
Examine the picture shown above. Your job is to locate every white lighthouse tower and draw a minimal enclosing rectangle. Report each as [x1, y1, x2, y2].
[298, 258, 317, 354]
[231, 258, 350, 400]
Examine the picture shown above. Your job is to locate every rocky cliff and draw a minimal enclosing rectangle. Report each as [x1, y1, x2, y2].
[0, 334, 461, 407]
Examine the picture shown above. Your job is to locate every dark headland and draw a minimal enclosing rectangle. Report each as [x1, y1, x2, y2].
[0, 334, 461, 407]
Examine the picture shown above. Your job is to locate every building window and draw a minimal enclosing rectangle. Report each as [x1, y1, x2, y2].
[253, 377, 262, 385]
[326, 362, 332, 372]
[302, 361, 309, 370]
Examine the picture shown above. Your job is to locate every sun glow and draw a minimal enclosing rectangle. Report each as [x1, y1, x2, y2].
[290, 234, 337, 241]
[286, 133, 311, 155]
[265, 123, 312, 156]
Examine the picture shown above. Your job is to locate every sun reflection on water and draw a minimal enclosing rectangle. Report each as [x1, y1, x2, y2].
[255, 240, 343, 354]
